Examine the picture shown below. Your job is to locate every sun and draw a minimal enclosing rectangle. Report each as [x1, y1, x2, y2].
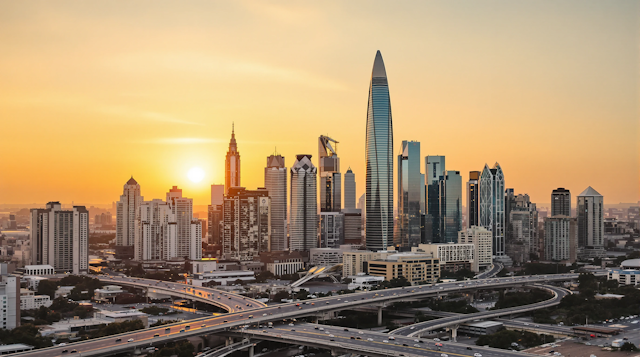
[187, 167, 205, 183]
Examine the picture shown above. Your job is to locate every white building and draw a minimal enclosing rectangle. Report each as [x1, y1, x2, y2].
[30, 202, 89, 274]
[93, 285, 124, 303]
[20, 288, 52, 310]
[267, 261, 304, 276]
[191, 259, 218, 274]
[24, 265, 55, 276]
[347, 274, 384, 290]
[116, 177, 143, 249]
[577, 186, 605, 257]
[192, 270, 255, 286]
[458, 226, 493, 271]
[342, 250, 376, 277]
[290, 154, 317, 251]
[608, 269, 639, 286]
[264, 154, 288, 251]
[135, 199, 177, 261]
[166, 186, 200, 260]
[416, 243, 476, 272]
[55, 286, 75, 298]
[0, 275, 20, 329]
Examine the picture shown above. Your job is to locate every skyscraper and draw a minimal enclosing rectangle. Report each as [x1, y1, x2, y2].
[319, 135, 341, 212]
[136, 199, 177, 261]
[506, 193, 538, 264]
[116, 177, 143, 259]
[440, 170, 462, 243]
[207, 184, 224, 247]
[425, 155, 445, 242]
[30, 202, 89, 274]
[265, 154, 287, 251]
[365, 51, 393, 251]
[225, 124, 241, 195]
[396, 140, 422, 248]
[344, 168, 356, 210]
[551, 188, 571, 217]
[544, 215, 577, 262]
[467, 171, 480, 228]
[479, 163, 506, 258]
[223, 187, 271, 260]
[577, 186, 604, 257]
[290, 155, 317, 251]
[166, 186, 200, 260]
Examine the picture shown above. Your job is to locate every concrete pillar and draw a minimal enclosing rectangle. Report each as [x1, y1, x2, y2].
[248, 345, 254, 357]
[225, 337, 234, 346]
[451, 324, 459, 342]
[313, 316, 319, 324]
[377, 306, 383, 326]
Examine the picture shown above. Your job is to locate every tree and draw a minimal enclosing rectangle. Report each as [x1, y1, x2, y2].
[0, 324, 53, 348]
[37, 280, 58, 299]
[273, 291, 290, 302]
[621, 343, 639, 352]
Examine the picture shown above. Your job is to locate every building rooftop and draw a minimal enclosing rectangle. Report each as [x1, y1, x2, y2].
[620, 258, 640, 269]
[578, 186, 602, 197]
[0, 344, 34, 353]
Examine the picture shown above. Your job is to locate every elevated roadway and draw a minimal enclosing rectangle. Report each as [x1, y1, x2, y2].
[13, 273, 594, 357]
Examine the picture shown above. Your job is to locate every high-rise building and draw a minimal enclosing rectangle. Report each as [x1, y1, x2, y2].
[223, 187, 271, 261]
[425, 155, 445, 243]
[479, 162, 506, 259]
[290, 155, 317, 251]
[365, 51, 394, 252]
[544, 216, 577, 262]
[396, 140, 422, 248]
[166, 186, 200, 260]
[319, 212, 343, 248]
[207, 184, 224, 248]
[467, 171, 480, 228]
[344, 168, 356, 210]
[265, 154, 287, 251]
[0, 275, 20, 329]
[30, 202, 89, 274]
[116, 177, 142, 259]
[506, 193, 538, 264]
[577, 186, 604, 257]
[342, 208, 362, 245]
[551, 188, 571, 217]
[440, 170, 462, 243]
[135, 199, 177, 261]
[458, 226, 493, 270]
[225, 124, 241, 195]
[319, 135, 341, 212]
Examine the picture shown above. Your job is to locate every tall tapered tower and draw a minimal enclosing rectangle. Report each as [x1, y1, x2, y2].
[225, 123, 241, 194]
[365, 51, 393, 251]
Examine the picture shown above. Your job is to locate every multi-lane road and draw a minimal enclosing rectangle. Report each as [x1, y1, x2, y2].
[13, 272, 597, 357]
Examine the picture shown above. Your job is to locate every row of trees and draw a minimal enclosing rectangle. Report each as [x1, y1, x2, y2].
[476, 328, 555, 349]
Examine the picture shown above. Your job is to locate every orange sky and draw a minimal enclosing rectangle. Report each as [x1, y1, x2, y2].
[0, 1, 638, 208]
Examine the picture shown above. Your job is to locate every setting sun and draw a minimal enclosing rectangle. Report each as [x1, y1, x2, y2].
[187, 167, 205, 183]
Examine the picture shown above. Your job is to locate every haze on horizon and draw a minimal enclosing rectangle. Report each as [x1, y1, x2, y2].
[0, 1, 638, 208]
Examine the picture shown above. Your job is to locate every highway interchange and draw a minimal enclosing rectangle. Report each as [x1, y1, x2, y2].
[12, 272, 602, 357]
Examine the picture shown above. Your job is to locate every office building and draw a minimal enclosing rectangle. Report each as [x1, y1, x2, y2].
[479, 163, 506, 259]
[30, 202, 89, 274]
[425, 155, 445, 243]
[505, 193, 538, 264]
[342, 208, 363, 245]
[343, 250, 375, 277]
[344, 168, 356, 209]
[208, 184, 224, 251]
[135, 199, 177, 261]
[223, 187, 271, 261]
[396, 140, 422, 248]
[551, 188, 571, 217]
[440, 170, 462, 243]
[319, 135, 341, 212]
[458, 226, 493, 270]
[225, 124, 241, 194]
[416, 243, 475, 272]
[365, 251, 440, 285]
[115, 177, 143, 259]
[577, 186, 604, 257]
[544, 216, 577, 262]
[365, 51, 394, 252]
[264, 154, 287, 251]
[20, 288, 52, 310]
[319, 212, 343, 248]
[289, 155, 317, 251]
[0, 275, 20, 329]
[166, 186, 200, 260]
[467, 171, 480, 228]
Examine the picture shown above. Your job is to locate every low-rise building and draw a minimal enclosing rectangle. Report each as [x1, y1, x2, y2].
[259, 251, 306, 276]
[343, 250, 377, 277]
[191, 259, 218, 274]
[19, 289, 52, 310]
[459, 321, 503, 336]
[93, 285, 124, 303]
[23, 265, 55, 276]
[191, 270, 255, 286]
[415, 243, 475, 272]
[55, 286, 75, 298]
[365, 252, 440, 285]
[309, 245, 360, 267]
[608, 269, 639, 286]
[347, 274, 384, 290]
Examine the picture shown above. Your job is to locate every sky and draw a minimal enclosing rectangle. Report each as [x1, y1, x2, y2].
[0, 1, 638, 209]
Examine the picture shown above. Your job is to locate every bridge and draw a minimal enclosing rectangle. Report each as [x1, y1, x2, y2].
[13, 272, 599, 357]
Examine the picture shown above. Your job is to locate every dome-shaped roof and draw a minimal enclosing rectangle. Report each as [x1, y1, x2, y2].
[621, 258, 640, 269]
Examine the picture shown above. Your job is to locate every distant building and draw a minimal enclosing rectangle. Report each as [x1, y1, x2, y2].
[264, 154, 287, 251]
[23, 265, 54, 276]
[20, 288, 52, 310]
[342, 208, 363, 245]
[506, 193, 539, 264]
[440, 170, 462, 243]
[225, 124, 241, 195]
[396, 140, 422, 248]
[458, 226, 493, 270]
[208, 184, 224, 248]
[551, 188, 571, 217]
[479, 163, 507, 261]
[344, 168, 356, 210]
[544, 216, 577, 262]
[416, 243, 475, 273]
[135, 199, 176, 261]
[260, 251, 306, 276]
[425, 155, 445, 243]
[319, 212, 343, 248]
[343, 250, 376, 277]
[116, 177, 142, 259]
[30, 202, 89, 274]
[577, 186, 605, 257]
[290, 155, 317, 251]
[166, 186, 200, 260]
[192, 270, 255, 286]
[365, 251, 440, 285]
[319, 135, 341, 212]
[223, 187, 271, 261]
[467, 171, 481, 228]
[608, 259, 640, 286]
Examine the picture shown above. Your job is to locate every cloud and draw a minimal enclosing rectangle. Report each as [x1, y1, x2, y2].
[100, 106, 204, 126]
[134, 137, 223, 145]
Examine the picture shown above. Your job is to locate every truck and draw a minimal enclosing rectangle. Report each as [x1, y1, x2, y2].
[612, 339, 624, 348]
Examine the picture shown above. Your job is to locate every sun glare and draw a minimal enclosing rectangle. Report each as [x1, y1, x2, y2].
[187, 167, 205, 183]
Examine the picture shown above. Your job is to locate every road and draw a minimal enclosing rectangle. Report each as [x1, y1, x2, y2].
[476, 264, 503, 279]
[13, 273, 596, 357]
[392, 285, 571, 337]
[237, 322, 537, 357]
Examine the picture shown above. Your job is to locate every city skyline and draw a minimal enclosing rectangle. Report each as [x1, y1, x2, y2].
[1, 1, 638, 208]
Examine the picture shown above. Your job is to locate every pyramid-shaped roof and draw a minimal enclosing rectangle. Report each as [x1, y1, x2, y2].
[126, 177, 138, 185]
[578, 186, 602, 197]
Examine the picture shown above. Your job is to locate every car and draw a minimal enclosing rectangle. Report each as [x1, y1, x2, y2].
[330, 339, 335, 341]
[467, 347, 473, 350]
[414, 339, 420, 342]
[358, 331, 364, 334]
[350, 336, 355, 339]
[330, 334, 335, 337]
[383, 340, 389, 343]
[180, 329, 185, 333]
[402, 343, 409, 346]
[356, 337, 362, 340]
[153, 334, 159, 337]
[263, 313, 268, 316]
[185, 325, 190, 330]
[434, 338, 440, 342]
[58, 343, 67, 347]
[314, 326, 319, 330]
[319, 327, 324, 331]
[223, 320, 228, 323]
[389, 336, 395, 340]
[70, 350, 78, 354]
[289, 323, 295, 326]
[410, 326, 415, 329]
[414, 344, 421, 347]
[62, 350, 69, 354]
[474, 353, 482, 357]
[291, 329, 295, 331]
[128, 338, 134, 342]
[115, 338, 122, 342]
[368, 338, 373, 341]
[441, 354, 448, 357]
[344, 328, 349, 331]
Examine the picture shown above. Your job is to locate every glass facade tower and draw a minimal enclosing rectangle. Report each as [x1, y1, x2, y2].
[425, 155, 445, 243]
[440, 170, 462, 243]
[479, 163, 505, 257]
[396, 140, 422, 248]
[365, 51, 393, 251]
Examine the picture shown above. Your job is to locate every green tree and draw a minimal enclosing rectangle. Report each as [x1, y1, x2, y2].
[621, 342, 639, 352]
[0, 324, 53, 348]
[273, 291, 290, 302]
[36, 280, 58, 299]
